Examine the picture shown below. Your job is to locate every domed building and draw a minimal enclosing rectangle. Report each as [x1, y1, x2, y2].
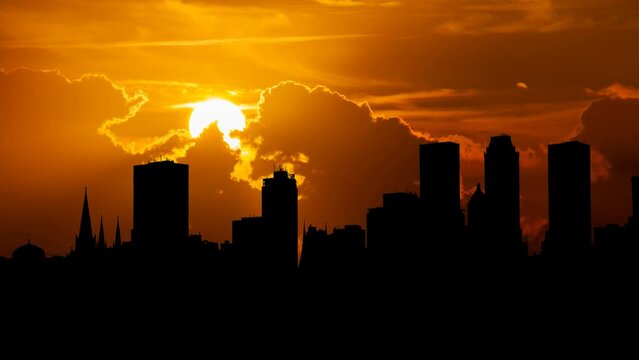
[12, 240, 46, 268]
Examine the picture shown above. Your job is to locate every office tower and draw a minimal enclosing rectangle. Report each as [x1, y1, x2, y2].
[132, 160, 189, 248]
[367, 192, 423, 269]
[300, 224, 365, 274]
[484, 134, 523, 256]
[467, 183, 487, 230]
[262, 169, 298, 272]
[232, 216, 267, 269]
[419, 142, 462, 229]
[545, 141, 591, 256]
[75, 187, 96, 254]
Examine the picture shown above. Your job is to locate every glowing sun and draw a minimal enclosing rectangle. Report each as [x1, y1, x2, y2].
[188, 99, 246, 149]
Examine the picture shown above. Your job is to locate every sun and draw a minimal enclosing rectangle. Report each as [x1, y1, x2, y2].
[188, 99, 246, 149]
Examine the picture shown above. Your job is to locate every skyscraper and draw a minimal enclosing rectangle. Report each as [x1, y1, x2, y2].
[484, 134, 523, 256]
[419, 142, 461, 230]
[545, 141, 591, 257]
[75, 187, 96, 254]
[262, 169, 298, 272]
[367, 192, 423, 269]
[467, 183, 487, 231]
[132, 160, 189, 249]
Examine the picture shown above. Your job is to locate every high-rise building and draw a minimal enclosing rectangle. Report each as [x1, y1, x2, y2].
[467, 183, 487, 230]
[367, 192, 423, 269]
[419, 142, 461, 230]
[544, 141, 591, 257]
[484, 134, 523, 256]
[262, 169, 298, 272]
[132, 160, 189, 249]
[232, 216, 267, 269]
[75, 187, 96, 254]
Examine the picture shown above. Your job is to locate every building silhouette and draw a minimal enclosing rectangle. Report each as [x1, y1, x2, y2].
[114, 216, 122, 249]
[132, 160, 189, 249]
[97, 216, 106, 251]
[262, 169, 298, 272]
[231, 169, 299, 273]
[467, 183, 488, 255]
[420, 142, 461, 228]
[484, 135, 524, 257]
[75, 187, 96, 255]
[544, 141, 591, 257]
[367, 192, 424, 270]
[632, 176, 639, 223]
[593, 176, 639, 258]
[232, 216, 267, 270]
[300, 224, 365, 274]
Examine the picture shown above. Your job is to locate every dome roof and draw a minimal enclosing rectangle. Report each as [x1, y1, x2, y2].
[12, 240, 46, 261]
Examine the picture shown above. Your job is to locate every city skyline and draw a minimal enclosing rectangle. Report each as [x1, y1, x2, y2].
[6, 134, 635, 262]
[2, 1, 639, 257]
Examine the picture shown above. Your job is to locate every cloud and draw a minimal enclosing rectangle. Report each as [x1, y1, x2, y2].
[589, 82, 639, 99]
[436, 0, 594, 34]
[0, 68, 142, 256]
[574, 95, 639, 225]
[591, 148, 612, 183]
[521, 216, 548, 255]
[315, 0, 401, 7]
[233, 81, 424, 226]
[0, 34, 377, 50]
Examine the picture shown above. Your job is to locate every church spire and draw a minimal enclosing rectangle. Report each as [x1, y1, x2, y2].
[114, 216, 122, 249]
[75, 187, 96, 254]
[97, 215, 106, 251]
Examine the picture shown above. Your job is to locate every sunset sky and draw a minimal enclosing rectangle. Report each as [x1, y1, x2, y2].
[2, 0, 639, 257]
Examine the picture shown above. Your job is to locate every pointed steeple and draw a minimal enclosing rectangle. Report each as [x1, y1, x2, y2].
[471, 183, 485, 200]
[468, 183, 487, 230]
[114, 216, 122, 249]
[97, 215, 106, 251]
[75, 187, 96, 254]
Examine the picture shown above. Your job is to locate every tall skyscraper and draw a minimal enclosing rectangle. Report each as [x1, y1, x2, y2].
[419, 142, 461, 229]
[484, 134, 523, 256]
[262, 169, 298, 272]
[132, 160, 189, 249]
[545, 141, 591, 257]
[75, 187, 96, 254]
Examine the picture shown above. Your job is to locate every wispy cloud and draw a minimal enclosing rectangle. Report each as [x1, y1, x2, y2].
[315, 0, 401, 7]
[588, 82, 639, 99]
[0, 34, 376, 49]
[360, 88, 479, 107]
[436, 0, 594, 34]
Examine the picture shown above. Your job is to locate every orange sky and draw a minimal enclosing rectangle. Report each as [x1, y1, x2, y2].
[2, 0, 639, 256]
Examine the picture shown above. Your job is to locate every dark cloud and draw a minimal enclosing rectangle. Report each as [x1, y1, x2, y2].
[0, 68, 142, 256]
[576, 97, 639, 227]
[240, 81, 421, 227]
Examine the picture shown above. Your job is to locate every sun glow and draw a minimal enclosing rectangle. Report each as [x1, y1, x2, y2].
[187, 99, 246, 149]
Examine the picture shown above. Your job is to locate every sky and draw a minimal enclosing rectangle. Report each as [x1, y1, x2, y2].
[1, 0, 639, 256]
